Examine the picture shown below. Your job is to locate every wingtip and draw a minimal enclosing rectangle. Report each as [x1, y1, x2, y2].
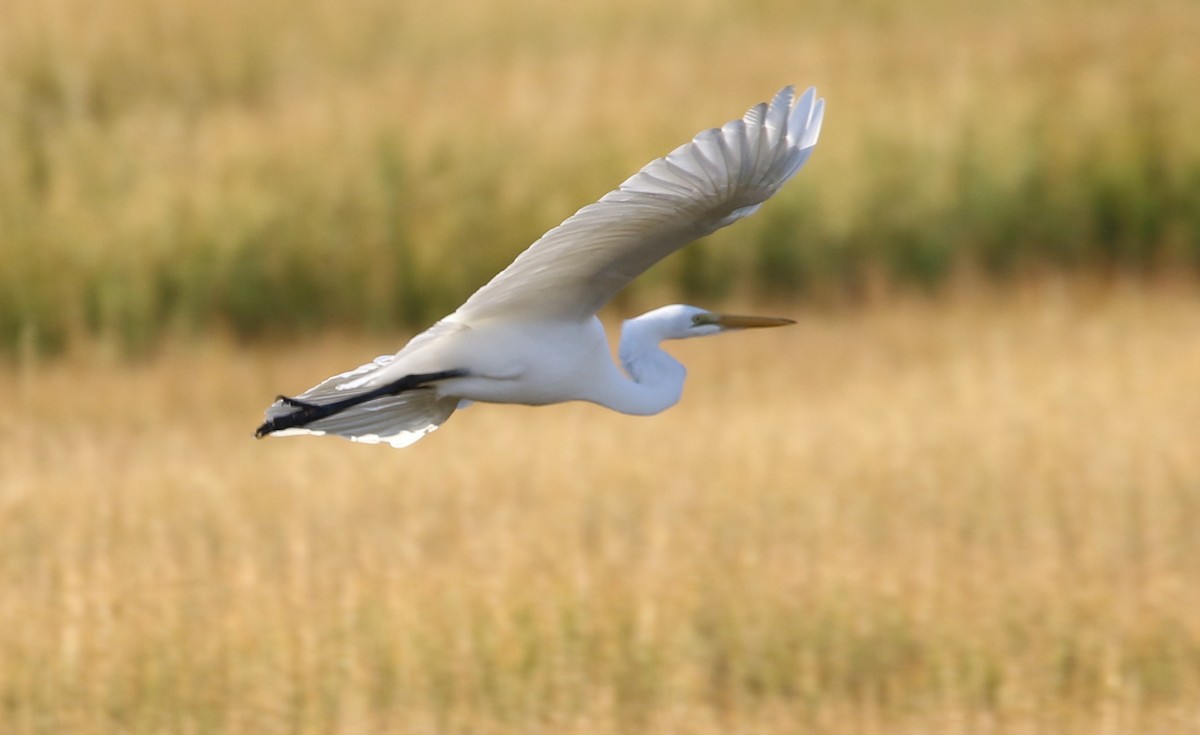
[795, 86, 816, 115]
[800, 97, 825, 149]
[787, 86, 823, 148]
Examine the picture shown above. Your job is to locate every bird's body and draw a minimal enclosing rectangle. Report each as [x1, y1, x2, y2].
[257, 86, 825, 447]
[399, 318, 640, 413]
[398, 316, 627, 408]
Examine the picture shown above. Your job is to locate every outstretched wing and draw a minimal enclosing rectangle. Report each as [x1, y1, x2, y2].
[452, 86, 824, 324]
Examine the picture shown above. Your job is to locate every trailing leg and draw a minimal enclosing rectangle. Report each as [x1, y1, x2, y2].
[255, 369, 466, 438]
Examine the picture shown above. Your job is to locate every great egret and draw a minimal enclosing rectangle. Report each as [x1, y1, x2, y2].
[256, 85, 824, 447]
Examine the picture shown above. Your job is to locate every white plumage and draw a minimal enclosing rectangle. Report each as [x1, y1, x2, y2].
[258, 86, 825, 447]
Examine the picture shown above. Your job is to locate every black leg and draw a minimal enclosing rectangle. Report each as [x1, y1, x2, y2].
[255, 369, 467, 438]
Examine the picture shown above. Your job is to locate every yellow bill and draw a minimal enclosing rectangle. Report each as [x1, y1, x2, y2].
[710, 313, 796, 329]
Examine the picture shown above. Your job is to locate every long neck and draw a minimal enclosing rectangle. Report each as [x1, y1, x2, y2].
[591, 318, 686, 416]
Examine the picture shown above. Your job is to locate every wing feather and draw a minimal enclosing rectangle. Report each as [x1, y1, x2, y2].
[452, 86, 824, 323]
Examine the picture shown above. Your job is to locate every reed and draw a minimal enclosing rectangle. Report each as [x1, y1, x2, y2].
[1, 281, 1198, 733]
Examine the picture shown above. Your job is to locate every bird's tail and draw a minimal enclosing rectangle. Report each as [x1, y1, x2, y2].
[257, 355, 461, 448]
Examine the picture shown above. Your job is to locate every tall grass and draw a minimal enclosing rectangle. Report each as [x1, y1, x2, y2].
[1, 283, 1198, 733]
[1, 0, 1199, 356]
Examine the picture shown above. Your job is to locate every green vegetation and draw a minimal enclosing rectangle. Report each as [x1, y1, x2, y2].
[1, 0, 1198, 356]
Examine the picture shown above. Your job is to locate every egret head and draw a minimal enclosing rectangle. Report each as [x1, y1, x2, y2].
[632, 304, 795, 341]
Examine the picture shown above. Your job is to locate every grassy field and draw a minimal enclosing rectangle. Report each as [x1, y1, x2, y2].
[2, 0, 1200, 355]
[2, 0, 1199, 729]
[2, 280, 1198, 733]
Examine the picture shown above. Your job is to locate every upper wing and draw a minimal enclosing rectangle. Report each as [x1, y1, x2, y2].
[451, 86, 825, 324]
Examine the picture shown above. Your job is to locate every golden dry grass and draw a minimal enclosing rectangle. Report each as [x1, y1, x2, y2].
[2, 280, 1198, 733]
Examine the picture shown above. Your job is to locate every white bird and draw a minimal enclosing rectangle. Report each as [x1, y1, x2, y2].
[256, 85, 825, 447]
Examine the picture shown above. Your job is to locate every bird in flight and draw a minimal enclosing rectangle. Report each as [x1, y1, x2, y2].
[256, 85, 825, 447]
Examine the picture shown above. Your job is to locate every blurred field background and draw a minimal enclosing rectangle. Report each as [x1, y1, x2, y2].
[1, 0, 1198, 355]
[3, 283, 1200, 734]
[3, 0, 1200, 732]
